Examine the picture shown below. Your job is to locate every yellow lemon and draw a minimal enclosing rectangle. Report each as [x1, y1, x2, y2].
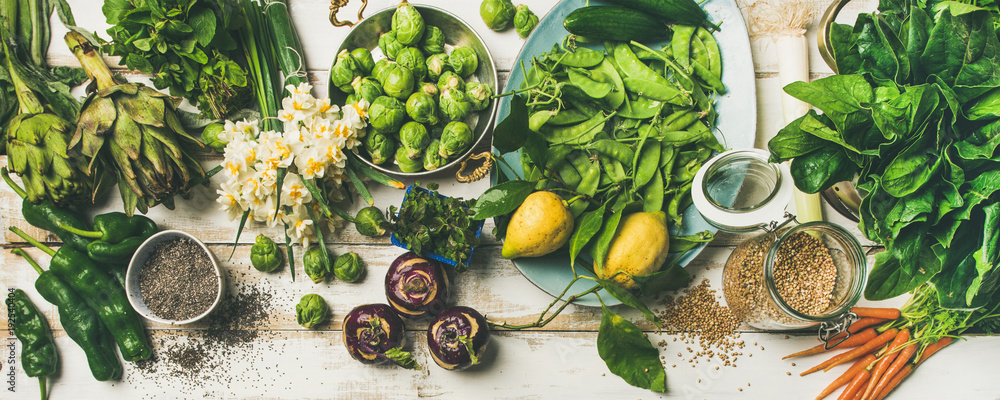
[599, 211, 670, 289]
[501, 191, 574, 259]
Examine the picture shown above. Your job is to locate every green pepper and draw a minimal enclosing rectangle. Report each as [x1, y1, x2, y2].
[251, 234, 283, 272]
[5, 167, 93, 252]
[87, 235, 148, 264]
[57, 212, 157, 244]
[8, 289, 58, 400]
[11, 227, 153, 362]
[14, 249, 122, 381]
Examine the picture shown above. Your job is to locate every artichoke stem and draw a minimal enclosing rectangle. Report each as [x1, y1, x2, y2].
[64, 31, 117, 91]
[2, 39, 44, 115]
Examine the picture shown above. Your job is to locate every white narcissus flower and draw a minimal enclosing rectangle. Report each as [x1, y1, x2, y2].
[281, 173, 313, 208]
[216, 181, 247, 221]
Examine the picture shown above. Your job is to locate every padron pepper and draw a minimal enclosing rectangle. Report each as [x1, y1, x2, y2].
[56, 211, 158, 263]
[14, 249, 122, 381]
[11, 227, 153, 362]
[251, 234, 283, 272]
[3, 167, 93, 253]
[8, 289, 58, 400]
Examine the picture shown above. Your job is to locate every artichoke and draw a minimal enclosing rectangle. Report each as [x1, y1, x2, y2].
[364, 130, 397, 165]
[392, 1, 425, 46]
[439, 121, 473, 160]
[67, 32, 206, 216]
[514, 5, 539, 39]
[421, 26, 446, 55]
[466, 81, 493, 112]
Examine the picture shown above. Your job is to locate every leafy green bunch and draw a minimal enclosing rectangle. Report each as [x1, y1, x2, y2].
[386, 183, 481, 272]
[768, 0, 1000, 309]
[101, 0, 250, 119]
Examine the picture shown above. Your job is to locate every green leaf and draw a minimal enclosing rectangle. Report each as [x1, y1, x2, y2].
[789, 146, 858, 194]
[493, 94, 529, 153]
[189, 6, 216, 47]
[784, 74, 873, 134]
[589, 208, 624, 274]
[865, 248, 941, 301]
[633, 263, 691, 297]
[768, 111, 830, 162]
[569, 204, 605, 270]
[469, 180, 535, 220]
[881, 134, 941, 197]
[385, 347, 420, 370]
[597, 306, 666, 392]
[598, 280, 660, 326]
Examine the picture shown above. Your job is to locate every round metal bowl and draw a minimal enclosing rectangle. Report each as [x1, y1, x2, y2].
[328, 4, 498, 178]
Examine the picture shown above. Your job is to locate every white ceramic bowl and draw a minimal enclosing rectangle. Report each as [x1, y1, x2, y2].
[126, 230, 225, 325]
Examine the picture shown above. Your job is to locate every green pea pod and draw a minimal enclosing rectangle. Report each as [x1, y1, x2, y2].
[617, 96, 663, 119]
[667, 182, 693, 226]
[568, 68, 613, 98]
[642, 169, 665, 213]
[660, 109, 701, 132]
[599, 155, 626, 182]
[539, 111, 611, 145]
[570, 157, 601, 217]
[672, 25, 696, 70]
[623, 77, 692, 106]
[587, 139, 635, 165]
[634, 141, 661, 189]
[659, 142, 676, 169]
[669, 231, 715, 253]
[595, 58, 626, 109]
[545, 145, 574, 169]
[529, 110, 554, 132]
[698, 128, 726, 152]
[557, 160, 583, 188]
[557, 46, 604, 68]
[613, 42, 666, 84]
[692, 58, 725, 93]
[658, 129, 707, 146]
[673, 158, 702, 185]
[697, 27, 722, 78]
[690, 31, 711, 73]
[548, 108, 590, 125]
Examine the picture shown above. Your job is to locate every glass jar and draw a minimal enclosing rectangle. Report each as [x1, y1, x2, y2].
[693, 149, 866, 332]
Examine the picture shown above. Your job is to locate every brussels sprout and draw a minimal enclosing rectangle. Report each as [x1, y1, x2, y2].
[439, 88, 472, 122]
[352, 77, 385, 105]
[250, 234, 282, 272]
[480, 0, 516, 31]
[350, 47, 376, 74]
[465, 81, 493, 112]
[334, 252, 366, 283]
[514, 5, 538, 39]
[399, 121, 431, 159]
[392, 1, 425, 46]
[373, 58, 391, 81]
[355, 206, 387, 237]
[426, 53, 451, 81]
[200, 122, 227, 153]
[378, 31, 404, 60]
[423, 140, 448, 170]
[369, 96, 406, 133]
[380, 63, 415, 100]
[405, 92, 439, 125]
[345, 93, 361, 105]
[437, 71, 465, 94]
[364, 130, 397, 165]
[420, 82, 439, 97]
[296, 294, 330, 329]
[439, 121, 473, 159]
[331, 49, 361, 93]
[420, 26, 446, 55]
[448, 46, 479, 78]
[396, 47, 427, 81]
[303, 246, 333, 283]
[395, 146, 424, 173]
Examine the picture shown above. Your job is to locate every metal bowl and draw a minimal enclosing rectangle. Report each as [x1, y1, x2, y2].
[328, 4, 498, 177]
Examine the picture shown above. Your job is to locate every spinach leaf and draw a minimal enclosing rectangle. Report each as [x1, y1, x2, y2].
[857, 14, 909, 82]
[784, 74, 874, 134]
[881, 133, 942, 197]
[831, 22, 862, 74]
[866, 248, 941, 300]
[597, 306, 667, 392]
[789, 146, 858, 194]
[469, 180, 535, 220]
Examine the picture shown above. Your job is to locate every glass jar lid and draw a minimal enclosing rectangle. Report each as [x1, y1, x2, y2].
[692, 149, 794, 232]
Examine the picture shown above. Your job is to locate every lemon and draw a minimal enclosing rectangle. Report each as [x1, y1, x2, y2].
[501, 191, 574, 259]
[599, 211, 670, 289]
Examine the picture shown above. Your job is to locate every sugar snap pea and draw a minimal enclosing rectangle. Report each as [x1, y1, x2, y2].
[540, 111, 611, 145]
[660, 109, 701, 132]
[690, 32, 711, 73]
[568, 68, 613, 98]
[657, 129, 708, 146]
[692, 58, 726, 93]
[623, 77, 692, 106]
[617, 95, 663, 119]
[696, 27, 722, 78]
[545, 145, 573, 169]
[634, 141, 661, 188]
[613, 43, 669, 85]
[659, 142, 676, 169]
[557, 46, 605, 68]
[587, 139, 635, 165]
[599, 155, 626, 182]
[549, 107, 589, 125]
[529, 110, 555, 132]
[673, 158, 702, 184]
[667, 182, 693, 226]
[557, 160, 583, 187]
[642, 169, 665, 213]
[594, 58, 626, 109]
[672, 25, 696, 70]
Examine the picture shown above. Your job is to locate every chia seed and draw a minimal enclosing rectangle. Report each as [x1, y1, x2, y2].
[139, 238, 219, 321]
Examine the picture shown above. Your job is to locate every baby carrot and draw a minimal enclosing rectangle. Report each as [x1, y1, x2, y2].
[785, 328, 878, 360]
[872, 364, 913, 400]
[860, 329, 909, 400]
[915, 337, 953, 366]
[850, 307, 900, 321]
[870, 342, 917, 400]
[817, 354, 877, 400]
[837, 369, 870, 400]
[802, 328, 897, 375]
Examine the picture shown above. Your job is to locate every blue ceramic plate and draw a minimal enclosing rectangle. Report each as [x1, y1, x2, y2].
[493, 0, 757, 306]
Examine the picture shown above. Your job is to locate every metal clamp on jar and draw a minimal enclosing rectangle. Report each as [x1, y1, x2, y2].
[692, 149, 866, 346]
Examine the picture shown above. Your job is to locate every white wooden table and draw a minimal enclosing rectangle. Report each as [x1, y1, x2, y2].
[3, 0, 999, 399]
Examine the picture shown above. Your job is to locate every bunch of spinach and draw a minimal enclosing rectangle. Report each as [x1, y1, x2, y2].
[102, 0, 250, 119]
[768, 0, 1000, 309]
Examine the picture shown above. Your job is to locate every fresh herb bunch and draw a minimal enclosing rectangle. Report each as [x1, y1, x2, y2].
[768, 0, 1000, 309]
[102, 0, 251, 119]
[387, 183, 480, 272]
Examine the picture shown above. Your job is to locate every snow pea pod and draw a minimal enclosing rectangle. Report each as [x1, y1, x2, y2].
[557, 47, 604, 68]
[623, 77, 692, 106]
[568, 68, 613, 98]
[659, 143, 676, 169]
[672, 25, 696, 70]
[529, 110, 554, 132]
[667, 182, 693, 226]
[540, 111, 611, 145]
[690, 32, 711, 74]
[696, 27, 722, 78]
[594, 58, 626, 109]
[587, 139, 635, 165]
[569, 154, 600, 217]
[642, 169, 664, 213]
[617, 95, 663, 119]
[692, 58, 725, 93]
[634, 140, 661, 188]
[657, 129, 707, 146]
[599, 155, 627, 182]
[660, 109, 701, 132]
[548, 108, 589, 125]
[613, 43, 669, 85]
[673, 158, 702, 184]
[545, 145, 573, 169]
[557, 160, 583, 187]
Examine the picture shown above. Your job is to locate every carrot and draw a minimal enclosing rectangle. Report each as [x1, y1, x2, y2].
[837, 369, 870, 400]
[850, 307, 900, 320]
[872, 364, 913, 400]
[870, 342, 917, 400]
[860, 329, 909, 400]
[785, 328, 879, 359]
[801, 328, 897, 376]
[816, 354, 877, 400]
[915, 337, 953, 366]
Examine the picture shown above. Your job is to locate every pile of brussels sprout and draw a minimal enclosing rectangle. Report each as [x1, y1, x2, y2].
[330, 2, 494, 173]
